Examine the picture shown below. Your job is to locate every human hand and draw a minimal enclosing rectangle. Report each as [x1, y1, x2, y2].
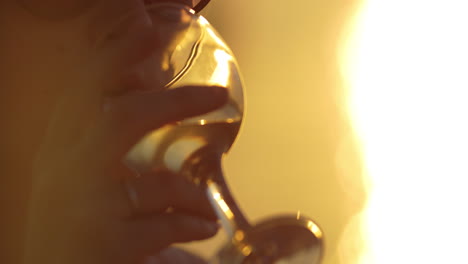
[144, 247, 209, 264]
[24, 84, 227, 264]
[22, 5, 227, 264]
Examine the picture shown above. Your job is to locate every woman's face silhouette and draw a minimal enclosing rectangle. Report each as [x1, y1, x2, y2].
[0, 1, 195, 262]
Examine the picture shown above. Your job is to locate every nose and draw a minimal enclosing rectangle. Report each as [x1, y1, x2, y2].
[97, 2, 195, 96]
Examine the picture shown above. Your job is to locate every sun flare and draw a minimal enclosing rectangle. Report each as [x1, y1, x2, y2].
[341, 0, 468, 263]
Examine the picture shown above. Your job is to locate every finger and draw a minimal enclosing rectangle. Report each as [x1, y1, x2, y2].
[143, 247, 207, 264]
[93, 85, 228, 162]
[128, 212, 219, 256]
[124, 169, 216, 220]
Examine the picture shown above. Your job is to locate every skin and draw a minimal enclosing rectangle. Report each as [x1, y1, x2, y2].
[0, 0, 225, 263]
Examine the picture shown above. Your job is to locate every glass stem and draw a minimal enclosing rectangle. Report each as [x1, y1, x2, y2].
[202, 155, 252, 240]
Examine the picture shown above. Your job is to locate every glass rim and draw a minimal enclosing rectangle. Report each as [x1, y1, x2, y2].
[145, 1, 211, 14]
[193, 0, 211, 13]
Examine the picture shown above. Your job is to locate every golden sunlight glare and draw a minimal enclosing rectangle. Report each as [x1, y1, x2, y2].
[341, 0, 468, 263]
[210, 49, 232, 87]
[209, 182, 235, 220]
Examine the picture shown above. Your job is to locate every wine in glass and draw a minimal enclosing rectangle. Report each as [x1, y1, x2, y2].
[125, 3, 324, 263]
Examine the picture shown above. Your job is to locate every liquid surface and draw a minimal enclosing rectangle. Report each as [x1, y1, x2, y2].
[126, 119, 241, 173]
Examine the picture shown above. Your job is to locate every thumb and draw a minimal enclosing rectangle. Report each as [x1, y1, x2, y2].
[128, 213, 219, 257]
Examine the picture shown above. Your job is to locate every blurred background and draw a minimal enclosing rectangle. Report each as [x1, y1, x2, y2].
[183, 0, 468, 263]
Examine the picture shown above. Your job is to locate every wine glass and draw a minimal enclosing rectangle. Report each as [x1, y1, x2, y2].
[125, 2, 324, 263]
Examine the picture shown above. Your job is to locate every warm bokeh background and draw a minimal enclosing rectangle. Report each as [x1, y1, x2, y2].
[182, 1, 365, 263]
[184, 0, 468, 263]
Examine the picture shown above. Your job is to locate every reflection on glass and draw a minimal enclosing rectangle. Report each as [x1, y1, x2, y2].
[125, 3, 325, 263]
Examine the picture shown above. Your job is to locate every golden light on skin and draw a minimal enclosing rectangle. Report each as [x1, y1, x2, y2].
[341, 0, 468, 263]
